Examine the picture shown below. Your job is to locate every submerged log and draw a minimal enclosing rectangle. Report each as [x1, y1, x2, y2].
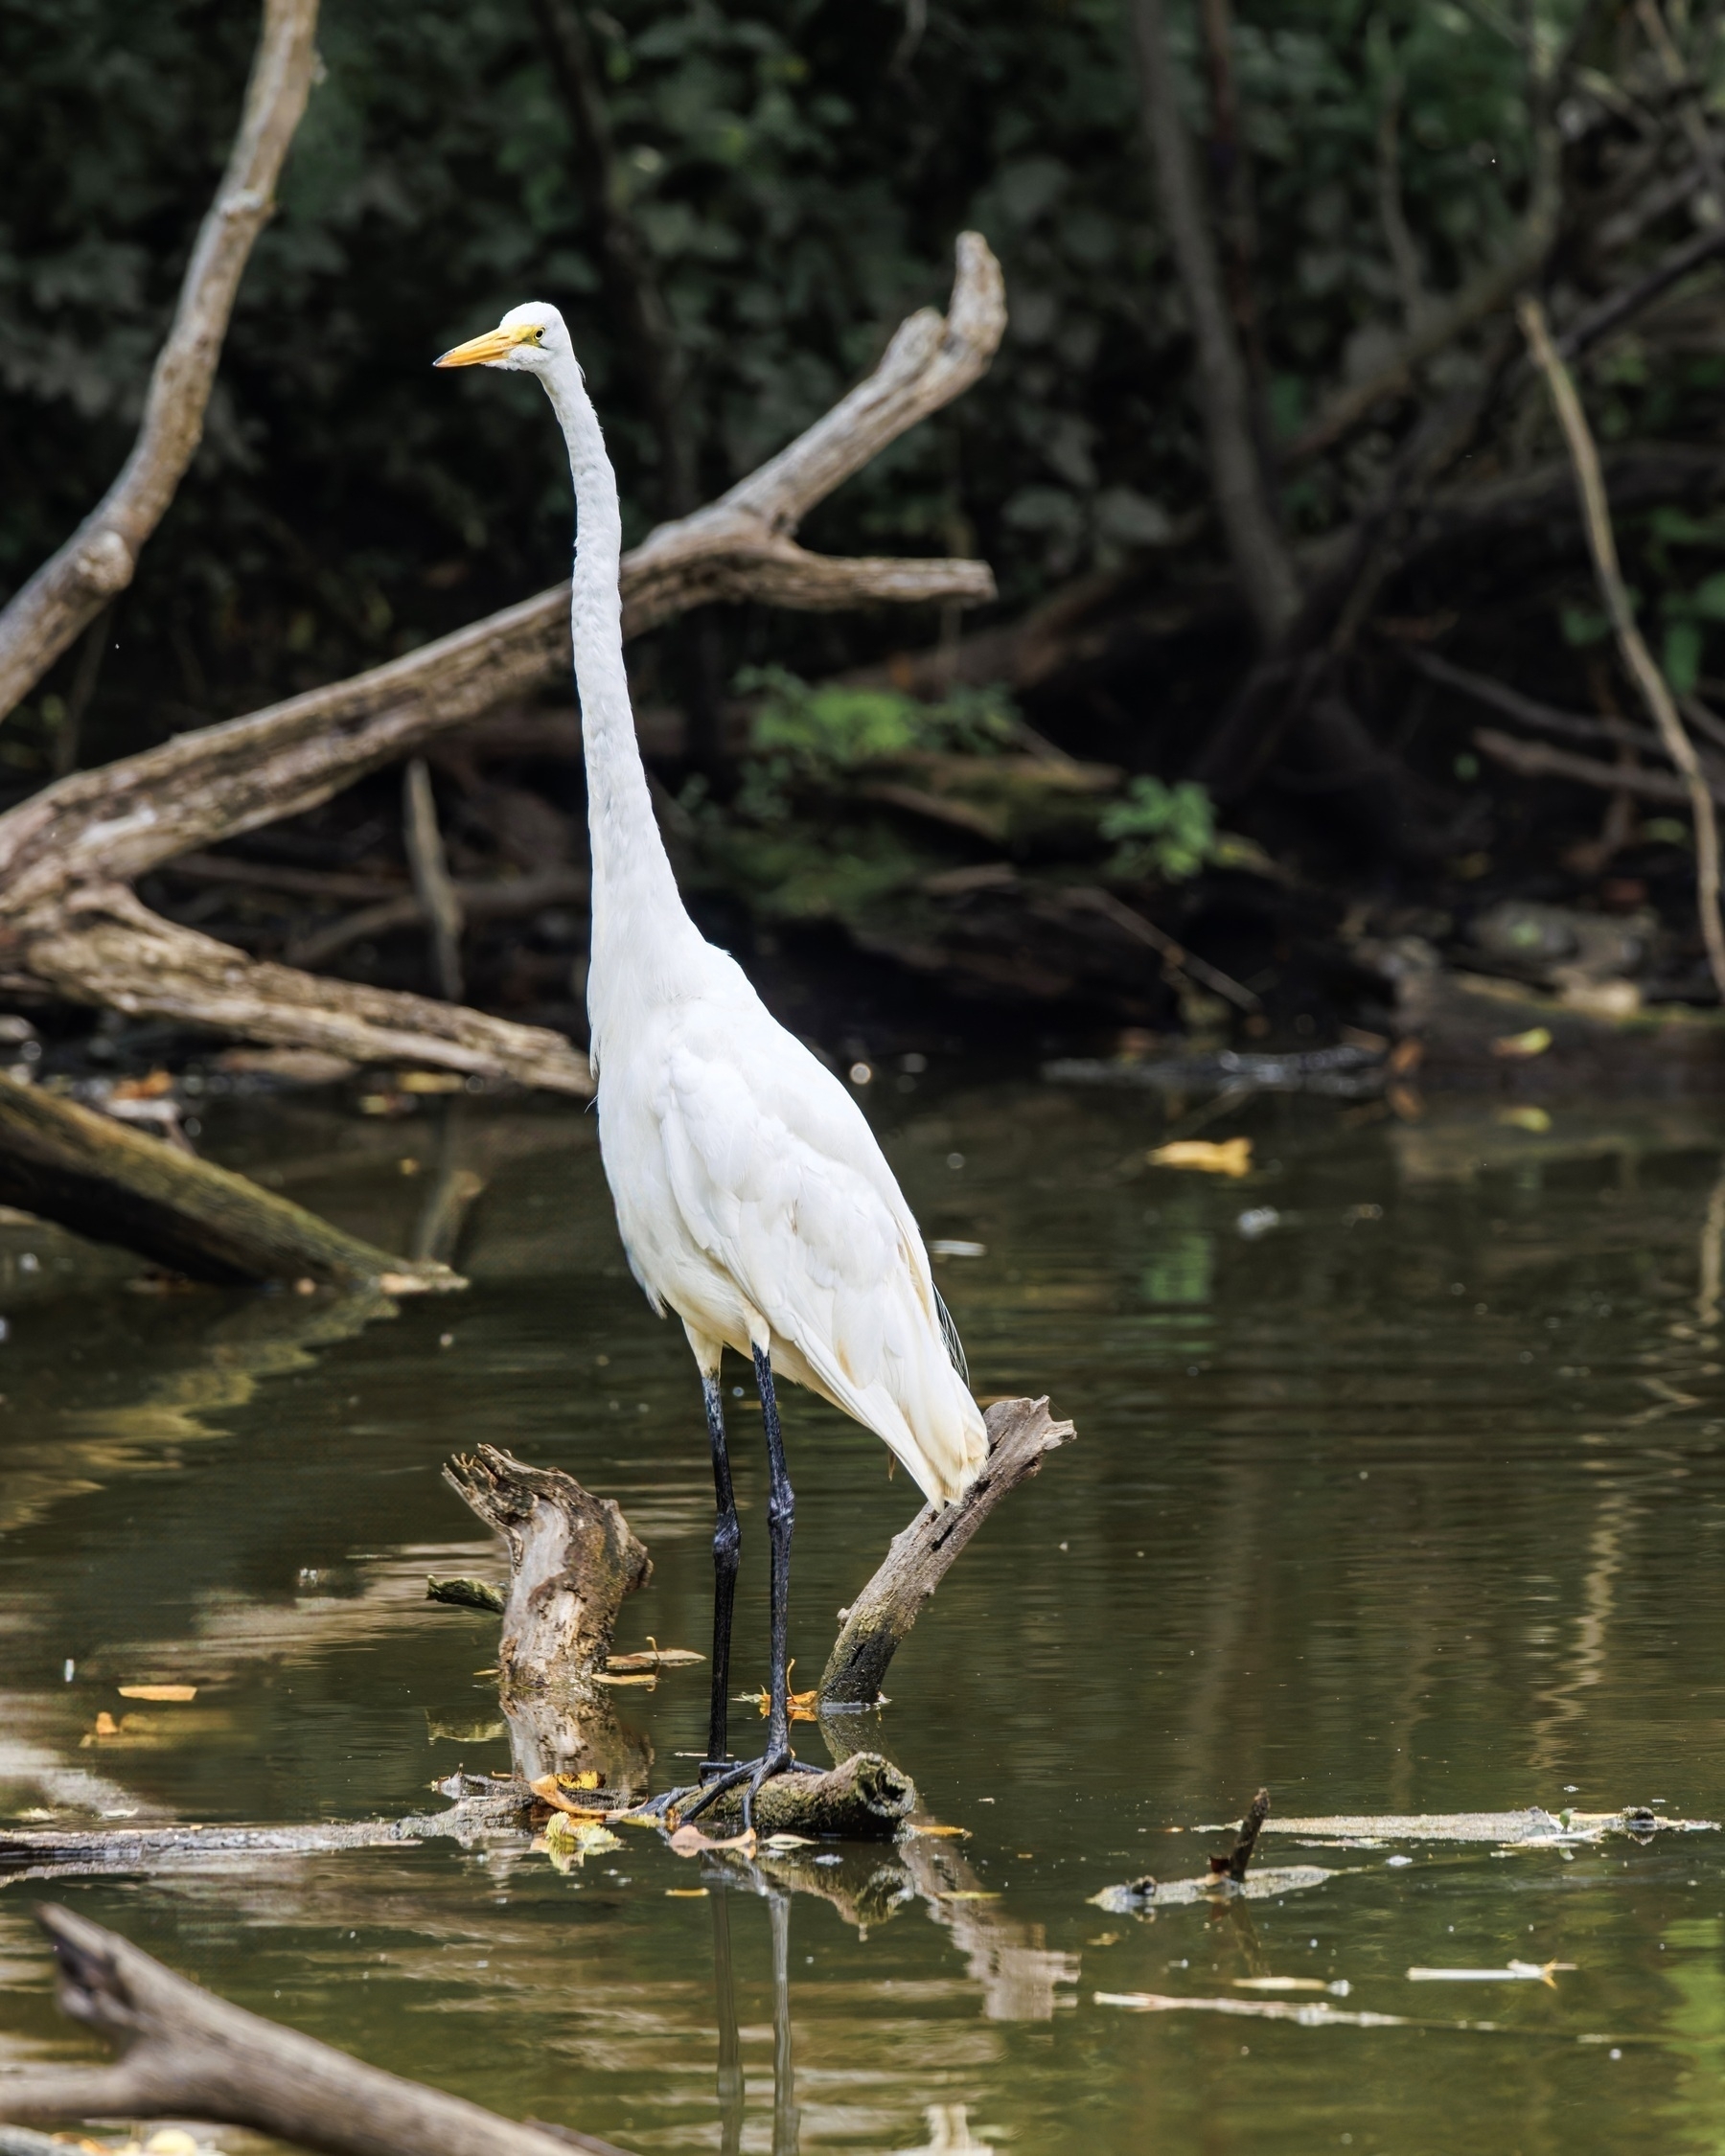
[818, 1395, 1075, 1708]
[0, 1072, 458, 1290]
[0, 1903, 633, 2156]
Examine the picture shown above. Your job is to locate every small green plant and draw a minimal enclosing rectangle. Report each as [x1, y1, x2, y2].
[1099, 775, 1219, 883]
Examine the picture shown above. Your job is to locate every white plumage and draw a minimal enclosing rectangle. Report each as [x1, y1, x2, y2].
[436, 301, 987, 1510]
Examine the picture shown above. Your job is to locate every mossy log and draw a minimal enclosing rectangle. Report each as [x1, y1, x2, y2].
[0, 1072, 458, 1290]
[675, 1750, 916, 1840]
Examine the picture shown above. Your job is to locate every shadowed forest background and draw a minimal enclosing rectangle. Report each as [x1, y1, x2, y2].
[5, 0, 1725, 1057]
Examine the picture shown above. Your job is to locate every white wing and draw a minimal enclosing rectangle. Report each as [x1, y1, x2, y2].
[654, 1003, 987, 1504]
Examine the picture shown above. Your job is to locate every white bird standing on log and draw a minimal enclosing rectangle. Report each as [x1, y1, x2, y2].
[436, 304, 988, 1821]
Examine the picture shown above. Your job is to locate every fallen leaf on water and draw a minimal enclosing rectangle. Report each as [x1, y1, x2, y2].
[1097, 1990, 1407, 2028]
[666, 1887, 710, 1897]
[1407, 1960, 1576, 1986]
[738, 1659, 819, 1721]
[1496, 1104, 1552, 1134]
[907, 1823, 971, 1839]
[592, 1671, 657, 1688]
[1088, 1932, 1121, 1947]
[668, 1823, 757, 1857]
[118, 1684, 197, 1702]
[938, 1891, 1000, 1901]
[541, 1813, 622, 1864]
[1148, 1137, 1253, 1177]
[607, 1639, 705, 1671]
[528, 1773, 613, 1819]
[1490, 1025, 1552, 1059]
[762, 1832, 816, 1850]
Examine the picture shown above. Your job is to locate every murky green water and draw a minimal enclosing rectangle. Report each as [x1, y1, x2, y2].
[2, 1073, 1725, 2155]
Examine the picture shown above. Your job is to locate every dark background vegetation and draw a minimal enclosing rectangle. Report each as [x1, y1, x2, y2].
[4, 0, 1725, 1044]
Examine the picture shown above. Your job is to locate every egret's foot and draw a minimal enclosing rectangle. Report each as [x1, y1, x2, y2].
[677, 1747, 824, 1830]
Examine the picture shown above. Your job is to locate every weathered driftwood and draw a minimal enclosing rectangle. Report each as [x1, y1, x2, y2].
[0, 237, 1002, 1088]
[0, 1903, 632, 2156]
[0, 1072, 458, 1290]
[443, 1444, 654, 1793]
[0, 0, 323, 720]
[1263, 1804, 1719, 1846]
[818, 1395, 1075, 1708]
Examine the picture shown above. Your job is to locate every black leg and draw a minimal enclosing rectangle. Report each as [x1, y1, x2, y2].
[755, 1342, 794, 1760]
[702, 1370, 740, 1770]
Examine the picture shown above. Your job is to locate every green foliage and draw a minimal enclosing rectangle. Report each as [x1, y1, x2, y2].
[1099, 774, 1218, 882]
[741, 666, 1018, 769]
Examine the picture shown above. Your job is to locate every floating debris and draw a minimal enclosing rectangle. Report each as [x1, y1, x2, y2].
[1262, 1805, 1716, 1847]
[1097, 1989, 1406, 2028]
[540, 1813, 622, 1868]
[606, 1642, 704, 1672]
[1236, 1205, 1280, 1238]
[116, 1685, 197, 1703]
[1234, 1977, 1352, 1995]
[1046, 1044, 1385, 1098]
[1408, 1961, 1576, 1986]
[1090, 1864, 1336, 1913]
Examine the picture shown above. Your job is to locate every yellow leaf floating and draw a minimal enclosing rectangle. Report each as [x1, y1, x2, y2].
[1490, 1025, 1552, 1059]
[738, 1659, 819, 1722]
[1147, 1138, 1253, 1177]
[118, 1685, 197, 1702]
[542, 1812, 623, 1867]
[938, 1890, 1001, 1901]
[528, 1772, 612, 1819]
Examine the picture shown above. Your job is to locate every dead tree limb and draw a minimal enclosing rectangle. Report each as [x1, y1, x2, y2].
[1475, 722, 1725, 808]
[0, 1071, 457, 1289]
[818, 1396, 1075, 1709]
[0, 236, 1001, 1085]
[12, 885, 594, 1094]
[0, 1903, 632, 2156]
[402, 759, 464, 1001]
[0, 0, 322, 721]
[1130, 0, 1299, 641]
[1519, 291, 1725, 998]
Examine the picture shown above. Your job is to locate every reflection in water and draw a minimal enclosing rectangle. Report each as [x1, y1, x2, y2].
[0, 1090, 1721, 2152]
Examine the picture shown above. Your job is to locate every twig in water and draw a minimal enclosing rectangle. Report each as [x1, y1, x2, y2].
[1211, 1787, 1272, 1882]
[1518, 292, 1725, 999]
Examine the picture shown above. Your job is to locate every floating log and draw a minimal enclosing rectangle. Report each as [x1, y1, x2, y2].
[818, 1394, 1075, 1708]
[0, 1072, 458, 1290]
[0, 1903, 633, 2156]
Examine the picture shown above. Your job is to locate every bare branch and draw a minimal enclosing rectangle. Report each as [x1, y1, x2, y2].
[1474, 722, 1723, 804]
[0, 0, 322, 721]
[403, 759, 464, 1000]
[1130, 0, 1300, 640]
[0, 236, 1004, 919]
[1518, 292, 1725, 998]
[0, 1904, 629, 2156]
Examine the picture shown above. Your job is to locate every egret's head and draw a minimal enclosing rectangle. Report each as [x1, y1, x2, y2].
[434, 301, 572, 375]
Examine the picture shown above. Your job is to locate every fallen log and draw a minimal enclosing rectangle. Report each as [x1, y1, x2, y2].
[0, 1071, 458, 1290]
[818, 1395, 1075, 1708]
[674, 1751, 916, 1839]
[0, 1903, 633, 2156]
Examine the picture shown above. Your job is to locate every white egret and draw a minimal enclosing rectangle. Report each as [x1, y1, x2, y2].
[436, 304, 988, 1819]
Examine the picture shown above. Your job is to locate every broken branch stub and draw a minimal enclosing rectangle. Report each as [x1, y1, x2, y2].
[0, 1903, 632, 2156]
[817, 1395, 1075, 1709]
[0, 1070, 457, 1289]
[0, 0, 323, 722]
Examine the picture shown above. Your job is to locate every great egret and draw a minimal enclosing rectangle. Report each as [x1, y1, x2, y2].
[436, 304, 988, 1820]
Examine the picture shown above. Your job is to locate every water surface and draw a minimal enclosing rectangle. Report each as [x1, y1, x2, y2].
[1, 1073, 1723, 2156]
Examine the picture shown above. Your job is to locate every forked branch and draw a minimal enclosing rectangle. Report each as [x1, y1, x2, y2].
[0, 0, 322, 721]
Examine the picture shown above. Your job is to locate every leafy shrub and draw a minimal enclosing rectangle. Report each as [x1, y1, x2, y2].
[1099, 774, 1218, 882]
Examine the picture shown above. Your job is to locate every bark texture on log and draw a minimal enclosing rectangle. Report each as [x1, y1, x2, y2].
[0, 1903, 632, 2156]
[677, 1751, 916, 1839]
[443, 1444, 654, 1790]
[0, 0, 323, 720]
[0, 1071, 458, 1290]
[15, 885, 593, 1095]
[818, 1396, 1075, 1708]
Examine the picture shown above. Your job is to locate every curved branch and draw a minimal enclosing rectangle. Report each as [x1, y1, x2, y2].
[0, 0, 322, 720]
[0, 235, 1004, 909]
[0, 1904, 629, 2156]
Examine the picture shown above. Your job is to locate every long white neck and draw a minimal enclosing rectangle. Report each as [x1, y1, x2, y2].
[541, 350, 705, 1026]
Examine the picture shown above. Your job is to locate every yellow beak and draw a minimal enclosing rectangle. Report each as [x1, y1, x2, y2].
[433, 322, 539, 369]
